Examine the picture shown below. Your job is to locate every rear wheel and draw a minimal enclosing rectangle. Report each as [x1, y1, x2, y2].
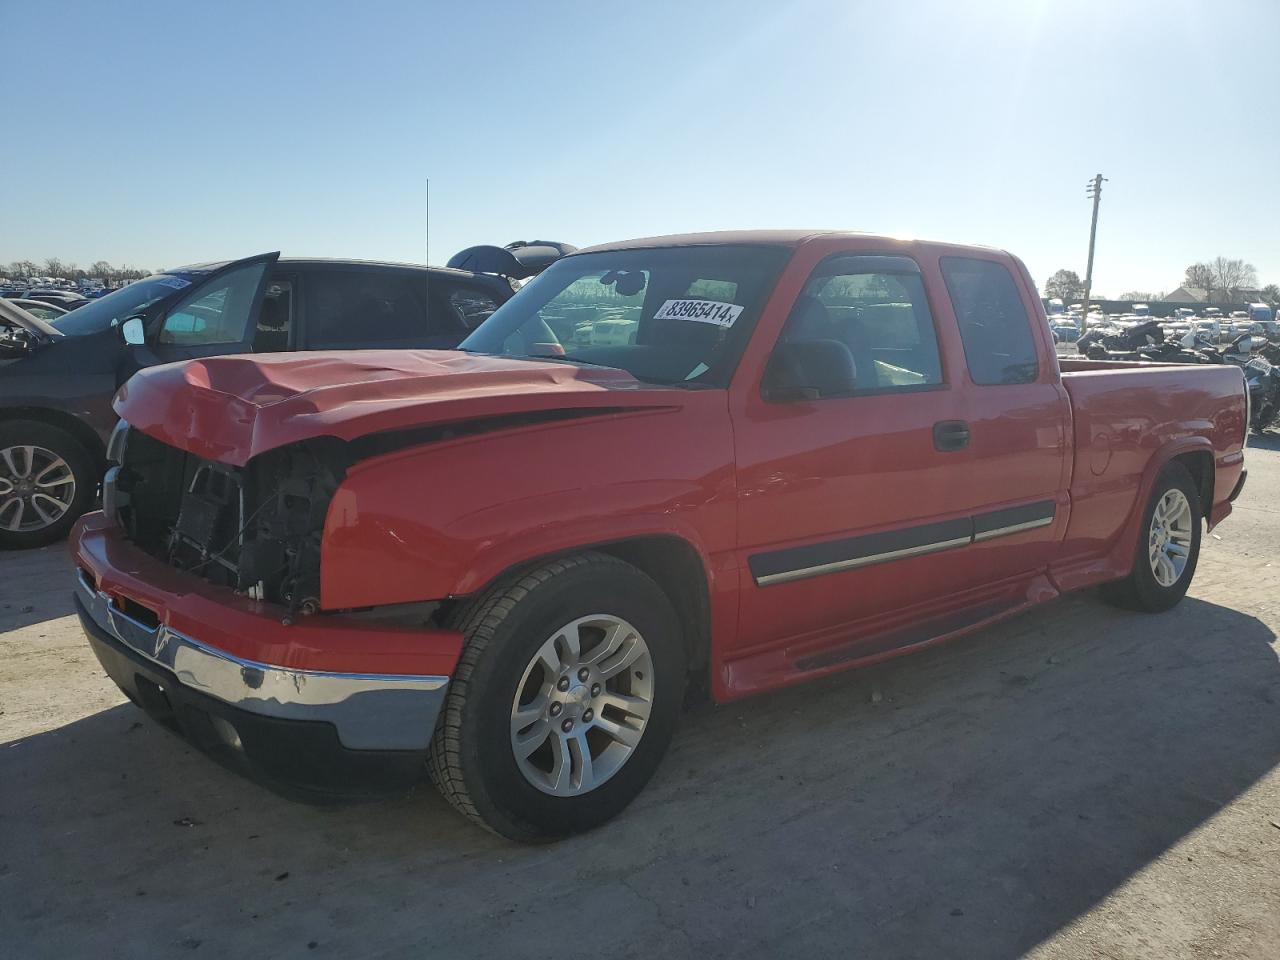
[1101, 461, 1202, 612]
[428, 552, 685, 841]
[0, 420, 97, 550]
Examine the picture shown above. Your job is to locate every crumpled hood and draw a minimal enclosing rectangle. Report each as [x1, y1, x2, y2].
[115, 350, 680, 465]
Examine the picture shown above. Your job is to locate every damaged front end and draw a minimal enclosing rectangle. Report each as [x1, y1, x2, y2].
[106, 422, 345, 614]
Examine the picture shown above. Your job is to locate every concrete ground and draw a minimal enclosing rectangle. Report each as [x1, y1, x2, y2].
[2, 445, 1279, 960]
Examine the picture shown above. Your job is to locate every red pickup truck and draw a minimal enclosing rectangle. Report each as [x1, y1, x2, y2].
[72, 231, 1248, 840]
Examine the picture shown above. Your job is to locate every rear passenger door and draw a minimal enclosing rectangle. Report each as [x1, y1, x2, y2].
[299, 269, 504, 350]
[938, 255, 1070, 582]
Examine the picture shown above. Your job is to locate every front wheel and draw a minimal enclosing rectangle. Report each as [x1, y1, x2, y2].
[428, 552, 686, 841]
[0, 420, 98, 550]
[1101, 461, 1202, 612]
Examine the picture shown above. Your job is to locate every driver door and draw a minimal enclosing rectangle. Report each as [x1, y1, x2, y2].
[119, 252, 279, 385]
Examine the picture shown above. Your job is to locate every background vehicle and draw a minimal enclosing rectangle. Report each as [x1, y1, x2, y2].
[1193, 317, 1222, 342]
[9, 298, 68, 321]
[75, 231, 1247, 840]
[1050, 319, 1081, 342]
[0, 241, 573, 547]
[2, 288, 88, 311]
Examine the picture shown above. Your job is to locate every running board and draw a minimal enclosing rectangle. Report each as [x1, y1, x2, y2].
[793, 599, 1016, 673]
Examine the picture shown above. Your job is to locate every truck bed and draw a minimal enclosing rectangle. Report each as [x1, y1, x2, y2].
[1057, 357, 1247, 576]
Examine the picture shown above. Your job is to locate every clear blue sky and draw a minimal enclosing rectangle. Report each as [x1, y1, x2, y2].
[4, 0, 1277, 296]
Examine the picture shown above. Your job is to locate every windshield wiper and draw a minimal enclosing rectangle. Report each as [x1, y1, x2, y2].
[551, 354, 623, 370]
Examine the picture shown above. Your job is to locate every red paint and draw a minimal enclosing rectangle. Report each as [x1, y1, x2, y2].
[114, 350, 661, 467]
[89, 232, 1247, 700]
[72, 512, 463, 676]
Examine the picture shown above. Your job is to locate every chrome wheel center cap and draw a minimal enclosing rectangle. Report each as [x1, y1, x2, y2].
[565, 683, 591, 712]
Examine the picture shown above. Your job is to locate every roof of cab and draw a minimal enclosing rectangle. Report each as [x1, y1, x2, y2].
[576, 230, 1004, 257]
[168, 258, 495, 281]
[578, 230, 840, 253]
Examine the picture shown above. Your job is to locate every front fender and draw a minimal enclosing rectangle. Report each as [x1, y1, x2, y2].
[317, 398, 736, 610]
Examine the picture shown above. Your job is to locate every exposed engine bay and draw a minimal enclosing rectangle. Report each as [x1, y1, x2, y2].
[109, 426, 346, 613]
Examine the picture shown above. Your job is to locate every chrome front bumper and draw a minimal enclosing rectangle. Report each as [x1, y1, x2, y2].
[76, 570, 449, 751]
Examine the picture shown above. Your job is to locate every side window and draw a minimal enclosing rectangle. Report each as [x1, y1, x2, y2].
[252, 279, 292, 352]
[158, 261, 269, 346]
[774, 255, 943, 396]
[305, 272, 428, 348]
[446, 285, 501, 331]
[940, 257, 1039, 385]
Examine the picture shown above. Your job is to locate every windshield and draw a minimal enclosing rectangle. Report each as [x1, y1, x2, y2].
[47, 275, 195, 336]
[460, 245, 790, 387]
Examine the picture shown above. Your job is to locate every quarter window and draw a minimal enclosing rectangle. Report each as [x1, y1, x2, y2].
[447, 286, 501, 331]
[940, 257, 1039, 385]
[775, 256, 943, 395]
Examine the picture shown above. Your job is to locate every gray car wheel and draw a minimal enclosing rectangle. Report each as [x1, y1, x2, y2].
[0, 420, 97, 549]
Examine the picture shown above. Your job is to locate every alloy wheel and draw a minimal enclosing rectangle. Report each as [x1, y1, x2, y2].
[1148, 488, 1193, 587]
[509, 614, 654, 797]
[0, 445, 77, 532]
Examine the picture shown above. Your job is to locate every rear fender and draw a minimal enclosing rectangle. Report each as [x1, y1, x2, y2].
[1102, 436, 1216, 579]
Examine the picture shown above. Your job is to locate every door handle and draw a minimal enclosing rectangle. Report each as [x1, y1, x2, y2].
[933, 420, 970, 452]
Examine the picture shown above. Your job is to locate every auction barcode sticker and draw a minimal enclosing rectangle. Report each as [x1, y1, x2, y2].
[653, 299, 744, 327]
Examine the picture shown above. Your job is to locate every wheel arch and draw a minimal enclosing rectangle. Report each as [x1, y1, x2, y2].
[594, 535, 712, 699]
[1170, 448, 1214, 516]
[1105, 438, 1213, 575]
[0, 406, 108, 470]
[458, 533, 714, 700]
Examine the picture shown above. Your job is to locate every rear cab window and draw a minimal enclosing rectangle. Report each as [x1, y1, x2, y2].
[940, 257, 1039, 385]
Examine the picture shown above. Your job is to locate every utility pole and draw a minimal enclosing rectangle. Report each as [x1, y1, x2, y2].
[1080, 173, 1106, 334]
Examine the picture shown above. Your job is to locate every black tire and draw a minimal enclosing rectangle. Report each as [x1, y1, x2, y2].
[428, 552, 686, 841]
[1101, 461, 1202, 613]
[0, 419, 98, 550]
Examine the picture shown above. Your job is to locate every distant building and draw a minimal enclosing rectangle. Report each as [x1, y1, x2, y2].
[1163, 286, 1264, 304]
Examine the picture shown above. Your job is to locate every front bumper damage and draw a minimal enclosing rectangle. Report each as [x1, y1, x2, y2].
[73, 514, 463, 799]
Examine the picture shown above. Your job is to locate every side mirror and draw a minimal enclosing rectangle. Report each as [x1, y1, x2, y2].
[120, 316, 146, 345]
[764, 339, 857, 402]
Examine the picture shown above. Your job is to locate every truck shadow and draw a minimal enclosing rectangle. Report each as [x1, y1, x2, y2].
[3, 594, 1278, 959]
[1246, 431, 1280, 452]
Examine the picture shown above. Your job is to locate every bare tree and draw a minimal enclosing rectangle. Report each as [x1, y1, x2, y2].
[1207, 257, 1258, 299]
[1044, 269, 1083, 300]
[1184, 259, 1259, 300]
